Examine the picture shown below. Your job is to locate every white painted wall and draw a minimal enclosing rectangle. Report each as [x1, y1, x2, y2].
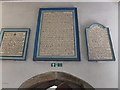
[2, 2, 118, 88]
[118, 2, 120, 90]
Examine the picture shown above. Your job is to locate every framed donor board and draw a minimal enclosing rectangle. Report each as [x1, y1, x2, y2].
[0, 28, 30, 60]
[85, 23, 115, 61]
[33, 8, 80, 61]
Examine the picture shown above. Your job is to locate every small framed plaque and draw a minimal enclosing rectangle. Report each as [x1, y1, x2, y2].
[0, 28, 30, 60]
[33, 8, 80, 61]
[85, 23, 115, 61]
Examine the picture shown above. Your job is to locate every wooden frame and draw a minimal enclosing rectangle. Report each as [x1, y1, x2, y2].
[85, 23, 115, 61]
[33, 8, 80, 61]
[0, 28, 30, 60]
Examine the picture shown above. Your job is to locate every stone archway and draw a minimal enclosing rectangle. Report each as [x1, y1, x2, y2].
[19, 71, 95, 90]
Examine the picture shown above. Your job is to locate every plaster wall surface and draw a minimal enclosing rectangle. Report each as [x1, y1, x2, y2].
[2, 2, 118, 88]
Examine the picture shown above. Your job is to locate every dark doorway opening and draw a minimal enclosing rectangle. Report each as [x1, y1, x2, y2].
[19, 71, 94, 90]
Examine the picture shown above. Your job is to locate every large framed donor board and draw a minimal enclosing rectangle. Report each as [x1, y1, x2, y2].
[33, 8, 80, 61]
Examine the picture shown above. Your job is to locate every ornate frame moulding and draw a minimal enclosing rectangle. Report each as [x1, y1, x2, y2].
[85, 23, 115, 61]
[0, 28, 30, 60]
[33, 8, 80, 61]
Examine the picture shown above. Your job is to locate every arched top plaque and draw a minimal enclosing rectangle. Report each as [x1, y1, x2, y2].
[85, 23, 115, 61]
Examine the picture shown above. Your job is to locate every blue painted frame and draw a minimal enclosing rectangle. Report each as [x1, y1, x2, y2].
[33, 8, 80, 61]
[0, 28, 30, 61]
[85, 23, 115, 61]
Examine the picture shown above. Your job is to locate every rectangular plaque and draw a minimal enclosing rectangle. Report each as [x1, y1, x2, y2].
[85, 23, 115, 61]
[34, 8, 80, 61]
[0, 28, 30, 60]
